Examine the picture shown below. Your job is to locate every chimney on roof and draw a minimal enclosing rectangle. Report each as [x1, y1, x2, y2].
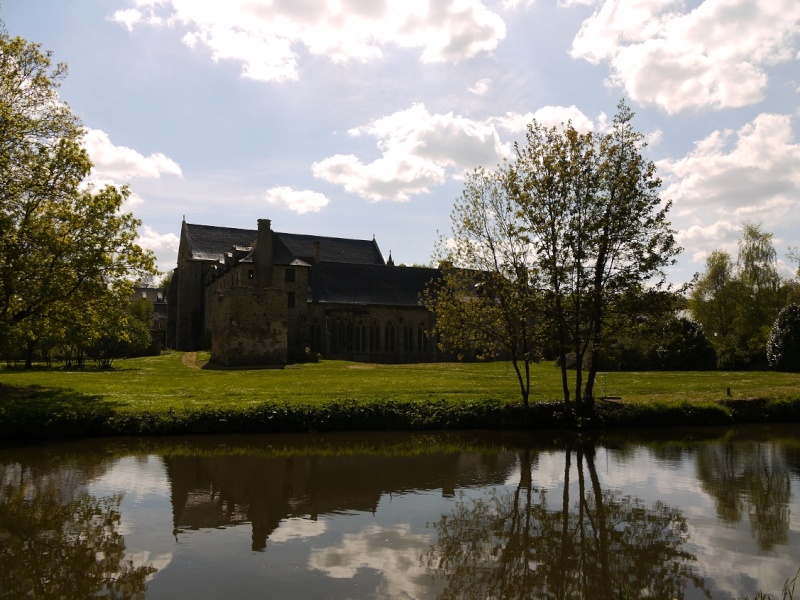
[313, 241, 320, 263]
[255, 219, 273, 283]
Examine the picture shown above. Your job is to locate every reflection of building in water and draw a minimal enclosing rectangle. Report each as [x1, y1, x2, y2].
[163, 449, 520, 551]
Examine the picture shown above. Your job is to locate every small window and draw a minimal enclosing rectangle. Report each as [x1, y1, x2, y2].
[287, 291, 296, 309]
[285, 268, 296, 283]
[248, 270, 255, 280]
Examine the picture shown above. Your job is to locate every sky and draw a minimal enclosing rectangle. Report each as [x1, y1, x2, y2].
[3, 0, 799, 286]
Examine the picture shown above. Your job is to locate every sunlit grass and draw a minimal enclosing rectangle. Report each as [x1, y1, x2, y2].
[1, 351, 799, 412]
[1, 351, 798, 441]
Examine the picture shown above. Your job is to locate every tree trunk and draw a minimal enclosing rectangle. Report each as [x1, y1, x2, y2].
[24, 338, 36, 370]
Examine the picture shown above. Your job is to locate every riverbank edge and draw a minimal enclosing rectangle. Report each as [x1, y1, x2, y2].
[2, 394, 800, 442]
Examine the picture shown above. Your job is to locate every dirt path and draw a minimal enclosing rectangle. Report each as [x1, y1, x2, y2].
[181, 352, 199, 369]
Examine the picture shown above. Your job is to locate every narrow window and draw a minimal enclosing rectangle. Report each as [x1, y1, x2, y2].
[403, 326, 413, 352]
[310, 321, 322, 353]
[384, 323, 395, 352]
[287, 291, 295, 309]
[285, 268, 296, 283]
[354, 321, 367, 352]
[369, 321, 380, 352]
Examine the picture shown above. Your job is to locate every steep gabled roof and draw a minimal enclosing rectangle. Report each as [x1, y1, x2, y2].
[184, 224, 257, 262]
[273, 232, 385, 265]
[183, 223, 385, 266]
[310, 263, 441, 307]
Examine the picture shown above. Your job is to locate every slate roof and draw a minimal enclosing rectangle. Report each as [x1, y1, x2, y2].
[184, 224, 257, 262]
[310, 263, 441, 307]
[184, 223, 385, 266]
[273, 232, 385, 265]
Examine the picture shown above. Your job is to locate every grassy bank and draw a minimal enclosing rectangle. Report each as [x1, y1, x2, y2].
[1, 351, 799, 441]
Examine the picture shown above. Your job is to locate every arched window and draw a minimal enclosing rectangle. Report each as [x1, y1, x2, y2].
[403, 325, 413, 352]
[310, 320, 322, 354]
[369, 321, 380, 352]
[384, 322, 395, 352]
[417, 324, 428, 352]
[332, 317, 353, 352]
[354, 320, 367, 352]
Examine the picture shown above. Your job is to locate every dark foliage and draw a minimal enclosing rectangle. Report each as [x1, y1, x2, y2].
[767, 304, 800, 372]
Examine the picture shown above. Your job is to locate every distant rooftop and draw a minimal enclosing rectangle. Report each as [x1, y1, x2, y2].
[183, 222, 385, 266]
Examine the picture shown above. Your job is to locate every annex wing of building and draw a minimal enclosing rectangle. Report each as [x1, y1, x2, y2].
[168, 219, 444, 366]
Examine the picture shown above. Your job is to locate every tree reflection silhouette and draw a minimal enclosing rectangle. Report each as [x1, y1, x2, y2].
[0, 480, 155, 600]
[695, 441, 791, 552]
[427, 441, 710, 600]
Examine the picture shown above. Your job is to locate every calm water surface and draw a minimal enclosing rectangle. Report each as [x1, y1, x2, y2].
[1, 426, 799, 599]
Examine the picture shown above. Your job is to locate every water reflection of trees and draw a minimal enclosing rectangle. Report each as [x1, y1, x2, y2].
[427, 443, 710, 600]
[0, 466, 155, 600]
[695, 441, 791, 551]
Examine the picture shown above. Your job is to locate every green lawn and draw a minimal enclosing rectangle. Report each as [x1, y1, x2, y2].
[1, 352, 799, 441]
[2, 351, 799, 411]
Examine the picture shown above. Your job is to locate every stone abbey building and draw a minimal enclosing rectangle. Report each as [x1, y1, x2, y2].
[168, 218, 443, 366]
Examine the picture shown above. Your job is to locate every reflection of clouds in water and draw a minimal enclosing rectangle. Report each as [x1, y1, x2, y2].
[270, 517, 327, 543]
[687, 520, 799, 599]
[128, 550, 173, 582]
[89, 456, 169, 502]
[309, 523, 433, 598]
[507, 448, 705, 503]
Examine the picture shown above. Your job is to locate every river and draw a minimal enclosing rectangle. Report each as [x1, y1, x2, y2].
[1, 425, 798, 599]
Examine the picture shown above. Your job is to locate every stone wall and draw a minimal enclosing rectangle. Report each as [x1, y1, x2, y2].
[304, 303, 439, 363]
[208, 284, 288, 366]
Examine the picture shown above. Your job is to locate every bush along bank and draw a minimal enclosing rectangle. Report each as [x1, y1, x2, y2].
[1, 394, 800, 442]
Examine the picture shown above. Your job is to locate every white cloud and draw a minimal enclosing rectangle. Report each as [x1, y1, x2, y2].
[493, 104, 596, 133]
[137, 225, 181, 273]
[503, 0, 535, 7]
[469, 77, 492, 95]
[660, 113, 800, 268]
[264, 186, 330, 214]
[311, 104, 606, 202]
[110, 0, 507, 82]
[312, 103, 509, 202]
[269, 517, 327, 543]
[84, 129, 183, 181]
[308, 523, 433, 598]
[570, 0, 800, 113]
[660, 113, 800, 212]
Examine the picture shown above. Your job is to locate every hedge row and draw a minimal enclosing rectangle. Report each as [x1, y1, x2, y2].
[2, 395, 800, 442]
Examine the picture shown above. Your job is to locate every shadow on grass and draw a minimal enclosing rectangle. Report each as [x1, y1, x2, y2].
[0, 383, 123, 442]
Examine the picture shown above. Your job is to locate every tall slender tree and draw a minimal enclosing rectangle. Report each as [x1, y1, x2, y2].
[516, 101, 680, 418]
[423, 164, 541, 412]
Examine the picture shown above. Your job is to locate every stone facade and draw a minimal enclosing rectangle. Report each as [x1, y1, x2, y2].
[169, 218, 443, 366]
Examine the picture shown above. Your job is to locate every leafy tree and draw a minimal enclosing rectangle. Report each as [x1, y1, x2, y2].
[767, 304, 800, 372]
[0, 26, 156, 349]
[689, 224, 788, 368]
[688, 250, 742, 367]
[423, 165, 541, 411]
[89, 316, 151, 368]
[129, 295, 155, 326]
[515, 101, 680, 417]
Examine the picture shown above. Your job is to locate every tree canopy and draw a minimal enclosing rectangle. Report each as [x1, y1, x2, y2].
[689, 223, 790, 369]
[0, 25, 156, 360]
[426, 101, 680, 419]
[423, 164, 541, 411]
